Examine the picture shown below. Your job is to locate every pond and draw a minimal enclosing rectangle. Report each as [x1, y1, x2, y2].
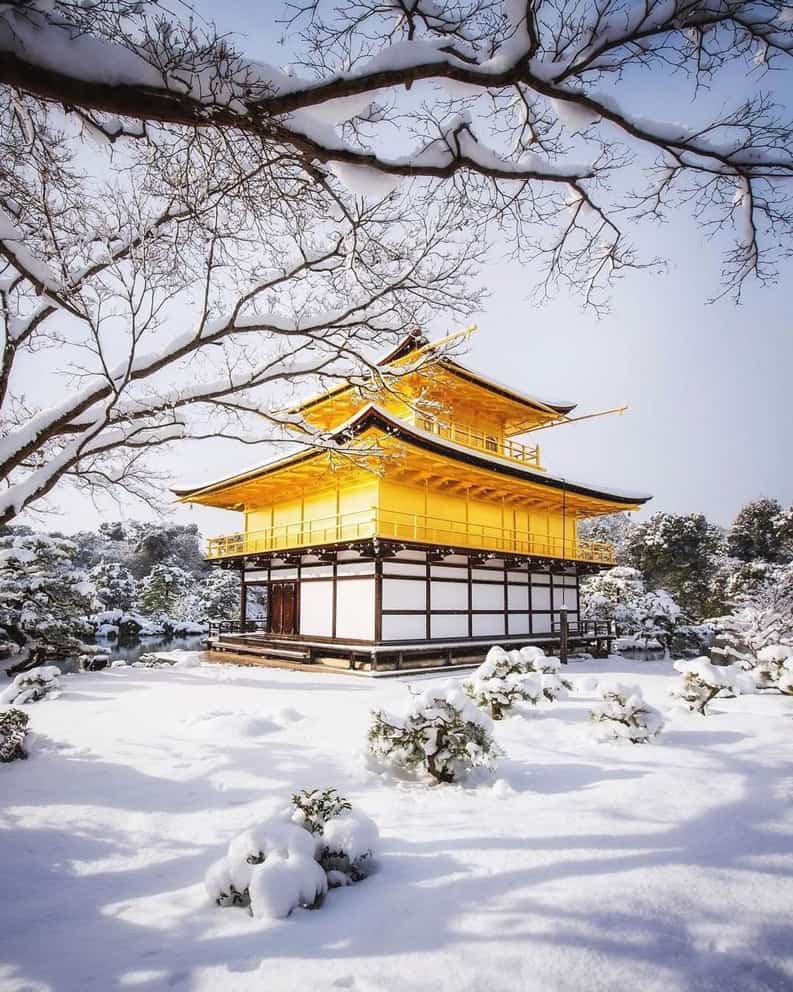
[57, 634, 208, 672]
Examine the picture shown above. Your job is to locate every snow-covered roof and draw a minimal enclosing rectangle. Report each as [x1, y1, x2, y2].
[174, 403, 650, 507]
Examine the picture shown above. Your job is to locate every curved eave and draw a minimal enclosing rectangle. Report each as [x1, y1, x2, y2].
[174, 404, 651, 509]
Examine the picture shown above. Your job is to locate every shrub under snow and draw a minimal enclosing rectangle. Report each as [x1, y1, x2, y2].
[753, 645, 793, 695]
[671, 658, 756, 714]
[519, 646, 573, 701]
[0, 665, 61, 705]
[463, 646, 542, 720]
[368, 681, 502, 783]
[590, 683, 665, 743]
[0, 707, 29, 761]
[206, 789, 378, 918]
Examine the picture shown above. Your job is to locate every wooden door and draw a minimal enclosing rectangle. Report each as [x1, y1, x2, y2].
[270, 582, 299, 635]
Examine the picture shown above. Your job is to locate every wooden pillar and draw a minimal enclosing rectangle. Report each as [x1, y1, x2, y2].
[559, 606, 569, 666]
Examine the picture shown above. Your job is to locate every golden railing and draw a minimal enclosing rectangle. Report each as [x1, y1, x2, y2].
[414, 415, 544, 470]
[206, 508, 615, 565]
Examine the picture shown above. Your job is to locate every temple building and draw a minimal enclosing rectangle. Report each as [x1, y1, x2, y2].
[174, 331, 651, 670]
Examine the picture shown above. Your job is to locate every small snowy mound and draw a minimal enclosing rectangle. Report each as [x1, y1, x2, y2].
[0, 666, 61, 705]
[0, 707, 30, 762]
[206, 789, 378, 918]
[463, 646, 541, 720]
[206, 819, 326, 919]
[368, 680, 502, 783]
[132, 650, 200, 669]
[671, 658, 755, 714]
[590, 683, 665, 743]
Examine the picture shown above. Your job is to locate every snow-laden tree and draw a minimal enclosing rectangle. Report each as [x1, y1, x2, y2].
[590, 683, 665, 743]
[135, 561, 192, 616]
[710, 560, 793, 668]
[727, 498, 793, 564]
[576, 513, 635, 565]
[671, 657, 755, 713]
[463, 645, 542, 719]
[0, 533, 95, 671]
[90, 560, 139, 612]
[179, 568, 240, 622]
[368, 681, 502, 782]
[627, 513, 725, 620]
[2, 2, 793, 519]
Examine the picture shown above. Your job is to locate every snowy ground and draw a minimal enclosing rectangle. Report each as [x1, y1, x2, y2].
[2, 658, 792, 992]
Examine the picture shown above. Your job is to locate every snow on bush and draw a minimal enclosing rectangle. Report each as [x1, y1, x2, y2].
[206, 789, 378, 918]
[289, 788, 379, 885]
[753, 645, 793, 695]
[518, 646, 573, 701]
[0, 665, 61, 705]
[368, 681, 502, 783]
[590, 683, 665, 743]
[462, 646, 541, 719]
[0, 707, 30, 762]
[580, 567, 686, 652]
[671, 658, 755, 714]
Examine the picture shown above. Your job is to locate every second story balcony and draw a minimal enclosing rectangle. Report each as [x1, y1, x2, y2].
[413, 413, 544, 471]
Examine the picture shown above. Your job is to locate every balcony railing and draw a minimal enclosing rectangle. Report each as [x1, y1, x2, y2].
[414, 414, 543, 470]
[206, 508, 615, 565]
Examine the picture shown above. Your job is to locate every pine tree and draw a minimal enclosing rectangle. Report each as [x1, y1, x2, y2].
[727, 499, 791, 564]
[135, 562, 191, 616]
[90, 561, 139, 612]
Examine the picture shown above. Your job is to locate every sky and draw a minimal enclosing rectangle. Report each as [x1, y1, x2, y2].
[15, 2, 793, 539]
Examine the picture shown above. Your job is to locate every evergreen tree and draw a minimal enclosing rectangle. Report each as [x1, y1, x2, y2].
[577, 512, 636, 565]
[136, 562, 191, 616]
[727, 498, 791, 563]
[90, 561, 139, 612]
[627, 512, 724, 620]
[180, 569, 240, 622]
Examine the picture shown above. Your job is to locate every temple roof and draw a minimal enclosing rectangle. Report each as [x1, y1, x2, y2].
[174, 403, 651, 509]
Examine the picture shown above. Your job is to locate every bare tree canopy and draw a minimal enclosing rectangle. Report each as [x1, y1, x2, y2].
[1, 0, 792, 523]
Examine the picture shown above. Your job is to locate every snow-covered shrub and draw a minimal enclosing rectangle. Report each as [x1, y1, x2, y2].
[206, 790, 379, 917]
[0, 707, 29, 762]
[463, 646, 541, 719]
[90, 561, 139, 612]
[289, 788, 378, 885]
[753, 645, 793, 695]
[581, 566, 684, 652]
[205, 819, 327, 918]
[519, 646, 573, 701]
[0, 665, 61, 705]
[368, 681, 502, 783]
[590, 683, 665, 743]
[671, 658, 755, 714]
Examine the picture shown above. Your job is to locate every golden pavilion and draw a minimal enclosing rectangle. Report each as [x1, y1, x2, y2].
[174, 330, 650, 670]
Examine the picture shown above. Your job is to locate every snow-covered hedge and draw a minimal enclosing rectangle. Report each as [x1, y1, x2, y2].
[0, 665, 61, 705]
[463, 646, 541, 719]
[368, 682, 502, 783]
[205, 789, 378, 918]
[0, 707, 29, 762]
[671, 658, 755, 714]
[590, 684, 665, 743]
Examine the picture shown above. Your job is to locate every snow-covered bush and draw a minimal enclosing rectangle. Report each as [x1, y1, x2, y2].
[0, 533, 96, 668]
[590, 683, 665, 743]
[0, 665, 61, 705]
[463, 646, 541, 719]
[710, 561, 793, 670]
[205, 819, 327, 918]
[289, 788, 378, 885]
[753, 645, 793, 695]
[671, 658, 755, 714]
[206, 789, 379, 917]
[519, 646, 573, 701]
[0, 707, 29, 762]
[580, 566, 684, 652]
[90, 561, 139, 612]
[368, 681, 502, 783]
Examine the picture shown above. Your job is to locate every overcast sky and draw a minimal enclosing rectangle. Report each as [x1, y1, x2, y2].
[17, 3, 792, 538]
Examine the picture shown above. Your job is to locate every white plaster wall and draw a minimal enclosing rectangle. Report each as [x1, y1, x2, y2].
[472, 583, 504, 610]
[382, 578, 426, 611]
[431, 581, 468, 611]
[508, 614, 530, 635]
[431, 615, 468, 638]
[301, 565, 333, 578]
[533, 614, 552, 634]
[300, 580, 333, 637]
[532, 586, 551, 610]
[507, 570, 529, 584]
[336, 579, 375, 640]
[472, 614, 505, 636]
[336, 561, 375, 576]
[431, 565, 465, 579]
[507, 585, 529, 611]
[383, 562, 426, 577]
[472, 567, 503, 581]
[244, 569, 268, 582]
[382, 614, 426, 640]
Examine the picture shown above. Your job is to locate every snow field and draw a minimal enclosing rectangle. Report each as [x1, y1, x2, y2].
[1, 657, 792, 992]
